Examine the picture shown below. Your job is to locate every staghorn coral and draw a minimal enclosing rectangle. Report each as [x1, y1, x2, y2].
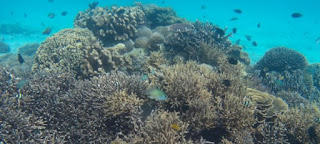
[0, 66, 59, 143]
[246, 88, 288, 124]
[143, 5, 186, 28]
[307, 63, 320, 90]
[259, 69, 319, 100]
[279, 105, 320, 143]
[254, 47, 308, 72]
[159, 61, 255, 142]
[257, 120, 289, 144]
[276, 90, 309, 107]
[129, 110, 192, 144]
[17, 43, 39, 56]
[19, 71, 149, 143]
[74, 6, 145, 46]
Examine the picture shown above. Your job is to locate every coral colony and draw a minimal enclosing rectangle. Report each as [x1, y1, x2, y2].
[1, 4, 320, 144]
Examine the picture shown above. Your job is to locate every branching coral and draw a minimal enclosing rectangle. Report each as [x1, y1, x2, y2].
[74, 6, 145, 46]
[143, 5, 186, 28]
[279, 104, 320, 143]
[129, 110, 192, 144]
[254, 47, 308, 72]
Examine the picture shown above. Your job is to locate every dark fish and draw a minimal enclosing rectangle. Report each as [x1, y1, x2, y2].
[202, 15, 206, 18]
[252, 41, 258, 46]
[48, 13, 55, 19]
[201, 5, 207, 10]
[24, 13, 27, 18]
[243, 100, 251, 107]
[161, 1, 165, 4]
[257, 22, 260, 28]
[48, 0, 54, 2]
[229, 17, 238, 21]
[42, 27, 52, 35]
[232, 28, 237, 34]
[291, 12, 302, 18]
[18, 54, 25, 65]
[41, 22, 45, 27]
[235, 39, 241, 45]
[223, 79, 231, 87]
[10, 11, 14, 15]
[234, 9, 242, 14]
[89, 2, 99, 9]
[316, 37, 320, 46]
[245, 35, 252, 41]
[228, 57, 238, 65]
[61, 11, 68, 16]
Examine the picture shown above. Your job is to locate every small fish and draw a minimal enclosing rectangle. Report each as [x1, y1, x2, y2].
[171, 124, 181, 130]
[243, 100, 251, 107]
[42, 27, 52, 35]
[61, 11, 68, 16]
[232, 28, 237, 34]
[234, 9, 242, 14]
[235, 39, 241, 45]
[228, 57, 238, 65]
[140, 74, 149, 81]
[274, 80, 283, 86]
[161, 1, 165, 4]
[18, 54, 25, 65]
[257, 22, 261, 28]
[24, 13, 27, 18]
[201, 5, 207, 10]
[48, 0, 54, 2]
[41, 22, 45, 27]
[202, 15, 206, 18]
[291, 12, 303, 18]
[229, 17, 238, 21]
[148, 88, 167, 101]
[10, 11, 14, 15]
[48, 13, 55, 19]
[245, 35, 252, 41]
[223, 79, 231, 87]
[252, 41, 257, 47]
[89, 2, 99, 9]
[316, 37, 320, 46]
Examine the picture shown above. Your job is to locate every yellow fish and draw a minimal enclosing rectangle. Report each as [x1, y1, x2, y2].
[171, 124, 180, 130]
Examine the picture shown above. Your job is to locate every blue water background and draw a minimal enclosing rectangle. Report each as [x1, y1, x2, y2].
[0, 0, 319, 64]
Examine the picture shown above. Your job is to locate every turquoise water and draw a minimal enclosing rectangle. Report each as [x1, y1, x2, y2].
[0, 0, 319, 64]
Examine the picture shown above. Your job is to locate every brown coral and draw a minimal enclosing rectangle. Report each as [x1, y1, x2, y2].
[32, 28, 133, 79]
[74, 6, 145, 46]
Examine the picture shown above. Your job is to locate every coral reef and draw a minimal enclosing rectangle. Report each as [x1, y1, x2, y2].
[17, 43, 39, 56]
[0, 41, 10, 53]
[32, 28, 134, 79]
[74, 6, 145, 46]
[2, 4, 320, 144]
[307, 63, 320, 90]
[254, 47, 308, 72]
[143, 5, 186, 28]
[280, 105, 320, 143]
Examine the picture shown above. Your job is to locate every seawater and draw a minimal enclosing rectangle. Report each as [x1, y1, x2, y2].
[0, 0, 319, 64]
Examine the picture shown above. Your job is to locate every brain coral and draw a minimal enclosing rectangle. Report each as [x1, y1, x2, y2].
[32, 28, 132, 79]
[254, 47, 308, 72]
[74, 6, 145, 46]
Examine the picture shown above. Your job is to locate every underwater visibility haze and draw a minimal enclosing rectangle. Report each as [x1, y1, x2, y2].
[1, 0, 320, 143]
